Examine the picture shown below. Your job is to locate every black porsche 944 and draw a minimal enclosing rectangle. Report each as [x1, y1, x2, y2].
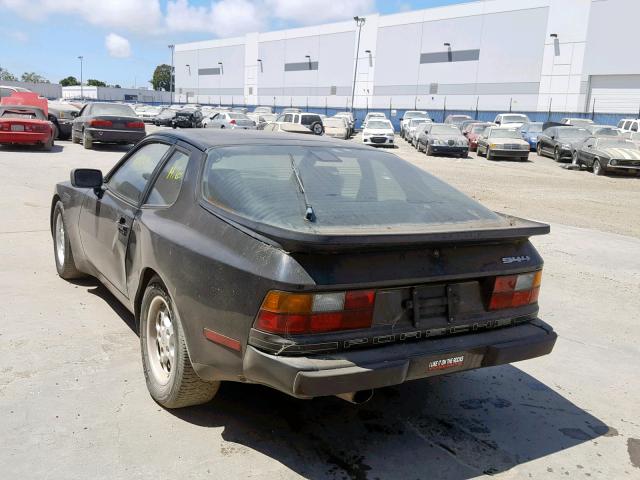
[50, 130, 556, 408]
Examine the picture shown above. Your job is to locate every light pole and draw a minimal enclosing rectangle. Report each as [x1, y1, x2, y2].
[77, 56, 84, 100]
[350, 16, 366, 112]
[168, 44, 175, 104]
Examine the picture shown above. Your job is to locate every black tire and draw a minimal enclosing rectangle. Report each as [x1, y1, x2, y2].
[51, 122, 59, 140]
[52, 201, 85, 279]
[521, 156, 528, 161]
[486, 147, 493, 160]
[83, 130, 93, 150]
[42, 136, 54, 151]
[311, 122, 324, 135]
[536, 143, 543, 157]
[572, 150, 580, 166]
[426, 144, 433, 156]
[593, 159, 605, 176]
[71, 129, 80, 144]
[554, 147, 561, 162]
[140, 277, 220, 408]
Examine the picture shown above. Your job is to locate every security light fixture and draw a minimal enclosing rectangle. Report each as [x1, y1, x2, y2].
[444, 42, 451, 47]
[351, 16, 366, 111]
[550, 33, 558, 38]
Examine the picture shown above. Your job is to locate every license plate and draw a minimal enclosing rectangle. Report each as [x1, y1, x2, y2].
[11, 125, 24, 132]
[428, 355, 465, 371]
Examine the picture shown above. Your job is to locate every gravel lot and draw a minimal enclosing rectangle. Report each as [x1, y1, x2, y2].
[1, 128, 639, 479]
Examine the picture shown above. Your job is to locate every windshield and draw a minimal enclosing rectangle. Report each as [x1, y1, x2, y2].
[366, 121, 392, 129]
[501, 115, 529, 124]
[489, 129, 521, 139]
[567, 119, 593, 126]
[92, 103, 136, 116]
[201, 145, 501, 234]
[409, 119, 428, 127]
[472, 125, 490, 133]
[592, 127, 620, 136]
[430, 125, 460, 135]
[524, 123, 543, 133]
[557, 128, 590, 139]
[404, 111, 428, 120]
[323, 118, 345, 127]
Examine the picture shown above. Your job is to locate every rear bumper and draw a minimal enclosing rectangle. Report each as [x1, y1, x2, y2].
[0, 131, 50, 145]
[86, 128, 145, 144]
[242, 319, 556, 398]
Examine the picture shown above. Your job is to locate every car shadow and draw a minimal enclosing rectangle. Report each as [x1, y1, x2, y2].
[79, 275, 610, 479]
[0, 144, 64, 153]
[167, 367, 610, 479]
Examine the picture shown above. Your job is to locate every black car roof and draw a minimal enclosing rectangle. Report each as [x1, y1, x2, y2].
[149, 129, 373, 151]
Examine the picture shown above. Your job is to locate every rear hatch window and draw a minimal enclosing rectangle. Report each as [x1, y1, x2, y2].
[91, 104, 136, 116]
[202, 145, 505, 235]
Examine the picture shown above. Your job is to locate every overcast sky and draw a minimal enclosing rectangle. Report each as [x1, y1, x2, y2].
[0, 0, 470, 88]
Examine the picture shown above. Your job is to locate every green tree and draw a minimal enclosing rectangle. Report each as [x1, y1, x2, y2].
[150, 64, 172, 91]
[59, 76, 80, 87]
[0, 67, 18, 81]
[87, 79, 107, 87]
[21, 72, 49, 83]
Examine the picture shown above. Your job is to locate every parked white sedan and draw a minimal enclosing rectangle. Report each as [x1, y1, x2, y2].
[362, 119, 395, 147]
[323, 117, 350, 139]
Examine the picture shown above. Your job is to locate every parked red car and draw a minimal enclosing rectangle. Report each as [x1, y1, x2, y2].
[463, 122, 494, 152]
[0, 93, 54, 150]
[0, 105, 54, 150]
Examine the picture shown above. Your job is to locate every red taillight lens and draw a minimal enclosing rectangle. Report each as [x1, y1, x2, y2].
[0, 123, 9, 131]
[90, 119, 113, 127]
[24, 124, 48, 133]
[256, 290, 375, 335]
[126, 121, 145, 129]
[229, 119, 237, 125]
[489, 271, 542, 310]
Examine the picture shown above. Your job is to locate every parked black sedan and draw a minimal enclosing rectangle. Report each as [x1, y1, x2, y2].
[153, 108, 177, 127]
[51, 130, 556, 408]
[416, 123, 469, 157]
[573, 136, 640, 175]
[536, 126, 591, 162]
[171, 108, 204, 129]
[71, 103, 146, 150]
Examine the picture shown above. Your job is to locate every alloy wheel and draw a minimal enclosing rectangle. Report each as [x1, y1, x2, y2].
[146, 296, 176, 385]
[55, 213, 65, 266]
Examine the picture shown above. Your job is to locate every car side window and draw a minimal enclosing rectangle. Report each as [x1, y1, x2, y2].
[623, 121, 631, 130]
[283, 114, 293, 122]
[632, 122, 639, 132]
[108, 142, 171, 203]
[145, 150, 190, 206]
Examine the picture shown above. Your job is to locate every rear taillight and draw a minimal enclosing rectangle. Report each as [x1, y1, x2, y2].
[90, 119, 113, 127]
[256, 290, 376, 335]
[25, 124, 48, 133]
[489, 271, 542, 310]
[0, 123, 10, 131]
[126, 121, 145, 129]
[229, 119, 237, 125]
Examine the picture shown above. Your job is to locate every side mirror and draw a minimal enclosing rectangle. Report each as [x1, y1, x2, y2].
[71, 168, 103, 189]
[399, 117, 403, 121]
[551, 135, 555, 140]
[495, 121, 501, 125]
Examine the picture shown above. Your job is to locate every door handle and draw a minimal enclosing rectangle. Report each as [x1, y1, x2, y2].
[117, 217, 129, 235]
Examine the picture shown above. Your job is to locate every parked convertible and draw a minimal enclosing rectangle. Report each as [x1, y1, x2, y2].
[50, 130, 556, 408]
[71, 102, 146, 149]
[573, 136, 640, 175]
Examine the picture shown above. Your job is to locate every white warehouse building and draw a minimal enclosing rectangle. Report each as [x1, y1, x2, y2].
[174, 0, 640, 115]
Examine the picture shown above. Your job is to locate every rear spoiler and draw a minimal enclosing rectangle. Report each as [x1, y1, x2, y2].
[201, 202, 550, 253]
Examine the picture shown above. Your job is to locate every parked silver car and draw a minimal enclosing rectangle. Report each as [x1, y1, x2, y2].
[334, 112, 355, 136]
[405, 118, 431, 145]
[400, 110, 430, 138]
[204, 112, 256, 129]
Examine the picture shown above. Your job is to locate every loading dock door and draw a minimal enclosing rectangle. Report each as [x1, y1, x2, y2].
[588, 74, 640, 113]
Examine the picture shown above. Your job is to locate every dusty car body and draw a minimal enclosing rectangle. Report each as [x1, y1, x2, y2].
[362, 119, 395, 147]
[444, 114, 473, 129]
[71, 102, 146, 149]
[463, 122, 494, 151]
[477, 127, 530, 160]
[405, 118, 431, 145]
[494, 113, 531, 129]
[0, 105, 55, 150]
[573, 136, 640, 175]
[172, 109, 204, 129]
[50, 130, 556, 408]
[400, 110, 429, 138]
[322, 117, 349, 139]
[153, 108, 177, 126]
[48, 102, 79, 140]
[536, 126, 591, 161]
[416, 123, 469, 157]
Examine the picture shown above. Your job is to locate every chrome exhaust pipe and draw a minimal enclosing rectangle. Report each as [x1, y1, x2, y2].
[335, 389, 374, 404]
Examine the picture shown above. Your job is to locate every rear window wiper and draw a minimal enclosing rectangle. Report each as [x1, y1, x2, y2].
[289, 155, 316, 222]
